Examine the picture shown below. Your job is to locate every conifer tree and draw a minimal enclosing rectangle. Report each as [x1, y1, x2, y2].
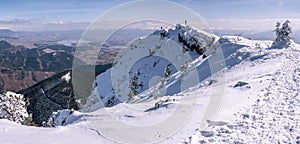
[272, 20, 293, 47]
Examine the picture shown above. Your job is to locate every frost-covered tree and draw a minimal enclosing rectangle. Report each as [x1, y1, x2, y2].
[129, 73, 139, 99]
[0, 91, 28, 123]
[272, 20, 293, 47]
[164, 63, 172, 78]
[274, 22, 281, 37]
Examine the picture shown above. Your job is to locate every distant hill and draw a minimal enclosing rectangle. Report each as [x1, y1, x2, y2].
[18, 64, 112, 125]
[0, 40, 13, 49]
[0, 29, 16, 36]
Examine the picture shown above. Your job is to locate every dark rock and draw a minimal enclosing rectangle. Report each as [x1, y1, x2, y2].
[233, 81, 249, 88]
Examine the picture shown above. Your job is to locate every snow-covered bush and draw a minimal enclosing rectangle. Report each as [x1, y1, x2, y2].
[0, 91, 28, 123]
[272, 20, 293, 48]
[46, 109, 74, 127]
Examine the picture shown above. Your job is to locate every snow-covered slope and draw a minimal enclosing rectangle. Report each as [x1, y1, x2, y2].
[83, 24, 271, 110]
[183, 42, 300, 144]
[82, 24, 219, 110]
[0, 118, 113, 144]
[1, 25, 300, 144]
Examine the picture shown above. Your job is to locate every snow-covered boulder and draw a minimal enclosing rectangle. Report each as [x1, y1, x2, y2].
[46, 109, 81, 127]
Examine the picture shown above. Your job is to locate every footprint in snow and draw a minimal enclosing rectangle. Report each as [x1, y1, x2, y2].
[206, 120, 228, 127]
[293, 68, 300, 83]
[200, 131, 214, 137]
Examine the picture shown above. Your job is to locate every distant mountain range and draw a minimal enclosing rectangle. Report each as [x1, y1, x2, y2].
[0, 40, 85, 93]
[0, 29, 124, 93]
[212, 29, 300, 43]
[0, 28, 153, 48]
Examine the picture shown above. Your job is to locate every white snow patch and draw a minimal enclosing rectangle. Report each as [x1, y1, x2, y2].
[61, 72, 71, 83]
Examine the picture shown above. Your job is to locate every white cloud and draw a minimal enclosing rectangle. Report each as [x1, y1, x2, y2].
[1, 18, 300, 32]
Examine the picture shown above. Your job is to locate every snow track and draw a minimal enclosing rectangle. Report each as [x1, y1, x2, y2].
[184, 45, 300, 144]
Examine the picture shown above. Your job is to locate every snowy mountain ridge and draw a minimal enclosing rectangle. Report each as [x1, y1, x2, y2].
[82, 24, 219, 111]
[1, 23, 300, 144]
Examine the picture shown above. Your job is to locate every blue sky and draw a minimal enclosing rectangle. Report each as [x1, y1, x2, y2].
[1, 0, 300, 31]
[179, 0, 300, 19]
[2, 0, 300, 21]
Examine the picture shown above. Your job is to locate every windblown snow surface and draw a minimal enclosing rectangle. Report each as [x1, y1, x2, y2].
[183, 41, 300, 144]
[1, 25, 300, 144]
